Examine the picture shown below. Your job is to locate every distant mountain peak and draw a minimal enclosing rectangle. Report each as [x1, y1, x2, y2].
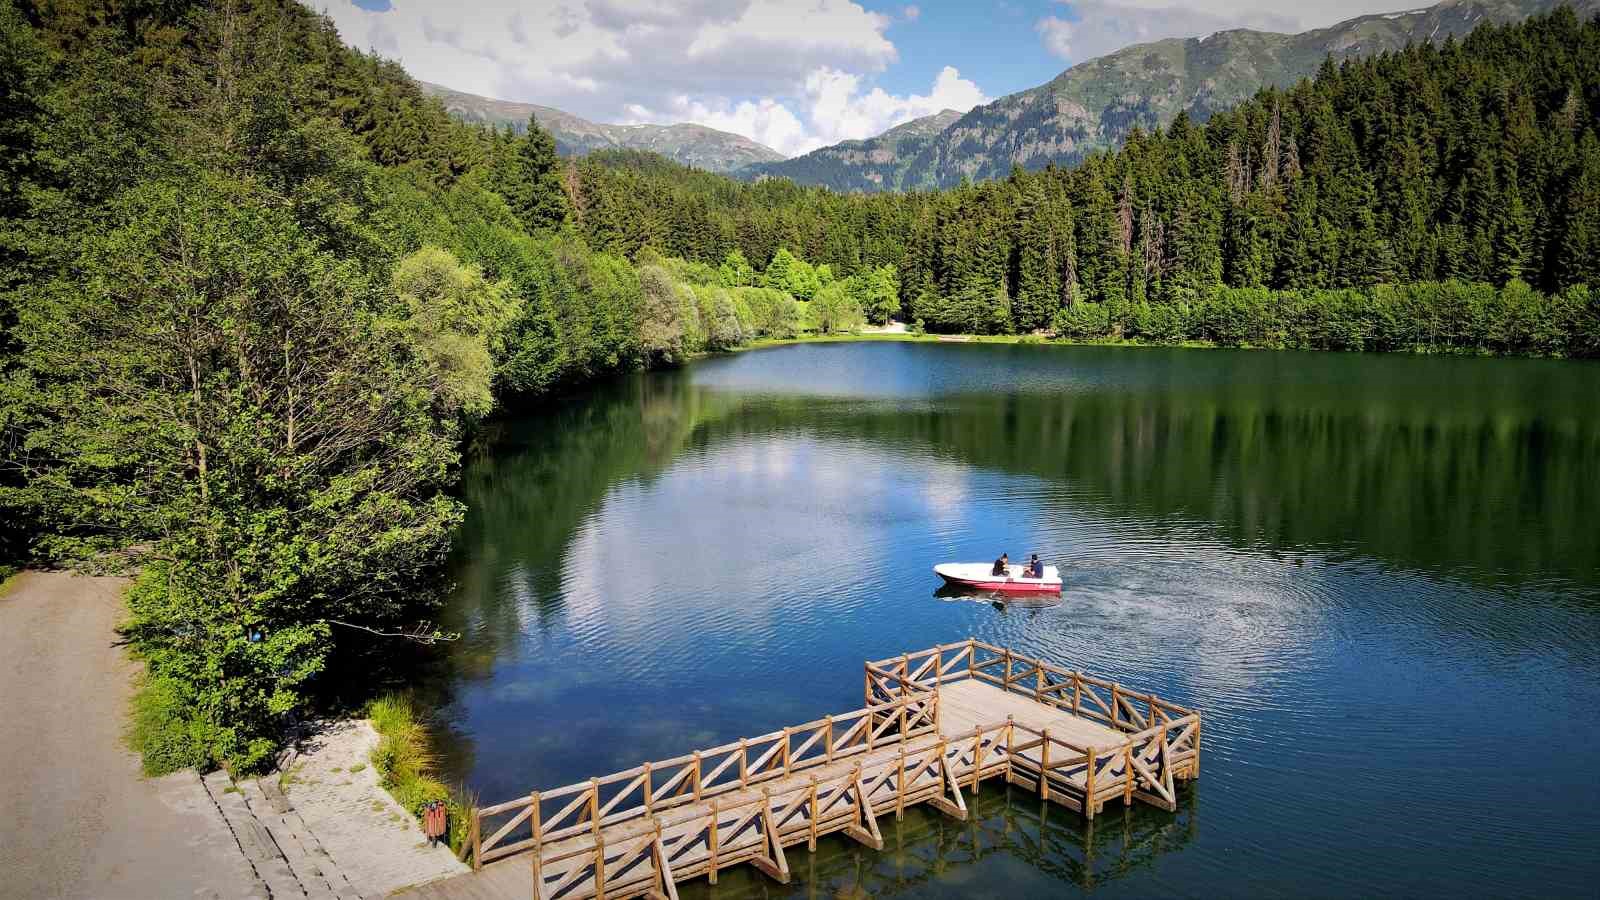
[742, 0, 1596, 192]
[419, 82, 784, 173]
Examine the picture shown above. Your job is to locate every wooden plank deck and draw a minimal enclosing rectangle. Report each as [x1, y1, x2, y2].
[937, 679, 1125, 749]
[402, 641, 1199, 900]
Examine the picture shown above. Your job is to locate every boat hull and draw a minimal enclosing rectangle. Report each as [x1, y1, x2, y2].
[934, 563, 1061, 593]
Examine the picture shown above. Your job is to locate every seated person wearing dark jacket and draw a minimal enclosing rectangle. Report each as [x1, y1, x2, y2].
[992, 553, 1010, 577]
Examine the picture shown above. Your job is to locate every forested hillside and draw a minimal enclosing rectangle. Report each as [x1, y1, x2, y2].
[0, 0, 1596, 779]
[0, 0, 803, 774]
[745, 0, 1600, 191]
[575, 9, 1600, 346]
[420, 80, 785, 173]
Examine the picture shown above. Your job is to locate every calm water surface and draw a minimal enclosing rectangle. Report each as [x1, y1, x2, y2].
[425, 343, 1600, 898]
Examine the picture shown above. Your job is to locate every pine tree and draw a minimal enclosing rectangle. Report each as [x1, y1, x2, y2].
[494, 115, 569, 232]
[1556, 133, 1600, 289]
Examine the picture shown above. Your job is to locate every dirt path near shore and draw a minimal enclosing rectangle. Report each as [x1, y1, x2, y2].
[0, 571, 260, 900]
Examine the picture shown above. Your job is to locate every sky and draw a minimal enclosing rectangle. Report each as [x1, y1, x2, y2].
[319, 1, 1428, 157]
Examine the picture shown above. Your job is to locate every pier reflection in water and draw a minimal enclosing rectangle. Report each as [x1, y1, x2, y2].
[685, 782, 1197, 899]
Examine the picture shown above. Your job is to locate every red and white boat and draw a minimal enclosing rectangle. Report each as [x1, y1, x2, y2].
[934, 562, 1061, 593]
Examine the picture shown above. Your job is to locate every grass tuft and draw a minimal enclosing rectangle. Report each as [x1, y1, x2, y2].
[365, 693, 476, 857]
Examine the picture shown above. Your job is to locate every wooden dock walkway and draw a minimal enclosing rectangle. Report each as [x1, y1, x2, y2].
[418, 640, 1199, 900]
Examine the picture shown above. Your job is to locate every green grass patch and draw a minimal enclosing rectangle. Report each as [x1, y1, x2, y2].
[127, 673, 214, 776]
[366, 693, 476, 857]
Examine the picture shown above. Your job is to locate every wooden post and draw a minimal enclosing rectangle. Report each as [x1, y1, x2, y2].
[825, 716, 834, 763]
[739, 739, 748, 787]
[1084, 749, 1096, 820]
[900, 653, 910, 697]
[529, 791, 543, 892]
[782, 727, 792, 774]
[643, 762, 654, 813]
[707, 798, 720, 884]
[863, 667, 871, 707]
[691, 753, 702, 801]
[1005, 716, 1015, 779]
[1111, 683, 1121, 730]
[1123, 747, 1134, 805]
[970, 725, 983, 794]
[1072, 673, 1082, 716]
[470, 809, 481, 871]
[898, 695, 907, 737]
[1003, 648, 1012, 689]
[1039, 729, 1050, 802]
[589, 783, 605, 900]
[967, 638, 976, 678]
[895, 745, 907, 820]
[1035, 664, 1045, 702]
[808, 777, 819, 851]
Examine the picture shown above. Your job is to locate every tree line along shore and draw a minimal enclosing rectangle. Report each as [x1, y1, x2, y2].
[0, 0, 1596, 787]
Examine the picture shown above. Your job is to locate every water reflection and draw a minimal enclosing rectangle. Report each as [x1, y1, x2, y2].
[430, 343, 1600, 896]
[684, 783, 1197, 899]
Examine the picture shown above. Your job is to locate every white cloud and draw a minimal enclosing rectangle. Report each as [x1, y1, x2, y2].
[626, 64, 987, 156]
[314, 1, 898, 131]
[803, 65, 986, 150]
[1036, 15, 1074, 60]
[634, 96, 810, 157]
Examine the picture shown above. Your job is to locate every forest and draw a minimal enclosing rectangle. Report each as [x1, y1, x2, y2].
[0, 0, 1596, 776]
[571, 8, 1600, 350]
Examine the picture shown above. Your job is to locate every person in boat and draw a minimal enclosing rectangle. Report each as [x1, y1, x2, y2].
[991, 553, 1010, 577]
[1026, 554, 1044, 578]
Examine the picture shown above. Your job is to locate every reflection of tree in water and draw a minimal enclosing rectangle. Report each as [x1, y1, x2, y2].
[687, 379, 1600, 590]
[683, 782, 1197, 899]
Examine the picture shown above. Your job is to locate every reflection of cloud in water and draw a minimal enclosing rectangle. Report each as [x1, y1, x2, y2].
[554, 436, 912, 678]
[919, 463, 970, 527]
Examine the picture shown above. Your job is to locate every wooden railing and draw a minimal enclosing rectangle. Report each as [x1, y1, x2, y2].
[866, 640, 1200, 815]
[512, 715, 1013, 900]
[470, 692, 938, 870]
[462, 642, 1200, 898]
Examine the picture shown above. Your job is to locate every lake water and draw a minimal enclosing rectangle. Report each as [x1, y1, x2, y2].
[425, 343, 1600, 898]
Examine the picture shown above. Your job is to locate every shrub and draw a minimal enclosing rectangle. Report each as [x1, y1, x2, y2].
[1053, 302, 1110, 339]
[128, 674, 214, 776]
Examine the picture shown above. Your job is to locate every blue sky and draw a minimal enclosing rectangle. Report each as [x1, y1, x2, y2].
[316, 0, 1416, 156]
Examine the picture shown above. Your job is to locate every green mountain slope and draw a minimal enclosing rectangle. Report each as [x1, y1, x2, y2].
[420, 81, 784, 174]
[739, 108, 962, 192]
[746, 0, 1599, 191]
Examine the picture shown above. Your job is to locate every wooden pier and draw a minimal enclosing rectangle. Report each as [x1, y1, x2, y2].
[429, 640, 1200, 900]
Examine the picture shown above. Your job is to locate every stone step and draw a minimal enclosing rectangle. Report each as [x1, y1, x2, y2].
[203, 771, 306, 899]
[238, 779, 356, 899]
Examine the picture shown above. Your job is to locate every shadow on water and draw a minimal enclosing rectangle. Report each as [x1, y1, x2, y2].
[681, 782, 1198, 899]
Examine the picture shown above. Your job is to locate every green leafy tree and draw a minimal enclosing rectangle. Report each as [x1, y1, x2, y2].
[717, 249, 756, 287]
[11, 175, 464, 770]
[810, 280, 864, 334]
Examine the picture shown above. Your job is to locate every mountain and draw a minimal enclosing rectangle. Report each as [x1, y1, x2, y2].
[744, 0, 1599, 191]
[738, 109, 963, 192]
[419, 82, 784, 173]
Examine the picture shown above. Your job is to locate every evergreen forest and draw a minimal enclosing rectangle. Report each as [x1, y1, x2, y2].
[1, 0, 1597, 775]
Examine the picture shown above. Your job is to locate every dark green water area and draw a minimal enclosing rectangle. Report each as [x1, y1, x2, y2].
[422, 343, 1599, 897]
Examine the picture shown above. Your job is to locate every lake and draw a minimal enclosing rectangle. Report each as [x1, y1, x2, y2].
[423, 342, 1600, 898]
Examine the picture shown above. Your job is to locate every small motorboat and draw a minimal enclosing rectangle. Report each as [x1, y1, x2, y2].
[934, 562, 1061, 593]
